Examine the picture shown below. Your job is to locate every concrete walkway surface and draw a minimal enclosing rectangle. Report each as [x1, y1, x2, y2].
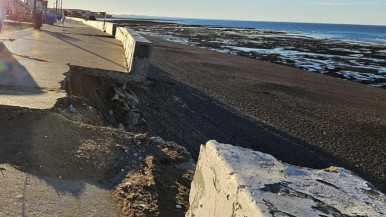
[0, 20, 126, 109]
[0, 164, 119, 217]
[0, 21, 125, 215]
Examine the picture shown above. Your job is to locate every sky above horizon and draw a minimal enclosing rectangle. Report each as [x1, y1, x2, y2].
[59, 0, 386, 25]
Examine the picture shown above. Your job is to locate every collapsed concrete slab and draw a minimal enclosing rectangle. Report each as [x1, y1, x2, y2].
[115, 27, 153, 81]
[187, 140, 385, 217]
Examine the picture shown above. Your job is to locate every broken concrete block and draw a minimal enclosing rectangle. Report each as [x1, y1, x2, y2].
[150, 136, 166, 145]
[187, 140, 385, 217]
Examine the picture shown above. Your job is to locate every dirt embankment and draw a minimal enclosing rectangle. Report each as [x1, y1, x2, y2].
[66, 62, 384, 193]
[141, 37, 386, 193]
[0, 66, 195, 217]
[2, 58, 385, 217]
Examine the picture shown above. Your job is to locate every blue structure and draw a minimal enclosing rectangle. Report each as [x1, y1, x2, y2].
[45, 13, 56, 25]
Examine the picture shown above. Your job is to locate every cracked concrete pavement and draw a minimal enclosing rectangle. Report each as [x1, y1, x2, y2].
[0, 20, 127, 215]
[0, 20, 126, 109]
[0, 165, 119, 217]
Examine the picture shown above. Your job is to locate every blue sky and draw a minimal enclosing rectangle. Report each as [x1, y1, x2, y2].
[60, 0, 386, 25]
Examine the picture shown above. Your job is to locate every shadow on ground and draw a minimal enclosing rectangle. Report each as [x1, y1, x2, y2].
[135, 64, 386, 192]
[0, 106, 130, 195]
[0, 65, 195, 216]
[0, 103, 194, 216]
[42, 29, 124, 68]
[0, 43, 43, 95]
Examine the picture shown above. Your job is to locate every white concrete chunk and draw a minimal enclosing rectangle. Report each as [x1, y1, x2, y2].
[187, 140, 386, 217]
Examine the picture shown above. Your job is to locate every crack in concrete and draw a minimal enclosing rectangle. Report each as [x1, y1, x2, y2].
[260, 182, 357, 217]
[263, 198, 297, 217]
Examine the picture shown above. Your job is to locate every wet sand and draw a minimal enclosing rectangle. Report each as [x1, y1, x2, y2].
[144, 35, 386, 192]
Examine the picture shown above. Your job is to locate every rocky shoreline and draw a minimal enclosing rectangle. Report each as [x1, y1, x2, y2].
[117, 20, 386, 89]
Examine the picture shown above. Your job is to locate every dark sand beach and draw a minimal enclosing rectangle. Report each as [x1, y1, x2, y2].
[133, 34, 386, 192]
[118, 20, 386, 88]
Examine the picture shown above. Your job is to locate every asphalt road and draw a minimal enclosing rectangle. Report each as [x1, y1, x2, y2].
[146, 36, 386, 192]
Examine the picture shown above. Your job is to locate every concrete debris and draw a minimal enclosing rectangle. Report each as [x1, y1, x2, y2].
[63, 66, 148, 131]
[118, 123, 125, 131]
[68, 104, 76, 113]
[134, 134, 146, 141]
[150, 136, 166, 145]
[187, 141, 386, 217]
[56, 66, 192, 216]
[163, 142, 191, 157]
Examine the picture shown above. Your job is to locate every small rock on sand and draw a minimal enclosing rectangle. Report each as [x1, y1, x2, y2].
[150, 136, 166, 145]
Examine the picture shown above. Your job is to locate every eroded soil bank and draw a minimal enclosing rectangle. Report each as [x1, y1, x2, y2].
[1, 60, 385, 216]
[59, 64, 386, 193]
[0, 66, 195, 217]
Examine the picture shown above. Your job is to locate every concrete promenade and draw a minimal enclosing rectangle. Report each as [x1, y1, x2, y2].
[0, 21, 125, 215]
[0, 20, 126, 109]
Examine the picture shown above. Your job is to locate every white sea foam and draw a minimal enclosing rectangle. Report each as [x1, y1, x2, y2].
[338, 71, 386, 81]
[138, 26, 386, 85]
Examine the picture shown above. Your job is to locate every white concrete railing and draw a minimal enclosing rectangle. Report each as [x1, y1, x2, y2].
[83, 20, 117, 36]
[66, 17, 84, 22]
[67, 17, 117, 36]
[187, 140, 385, 217]
[115, 27, 153, 81]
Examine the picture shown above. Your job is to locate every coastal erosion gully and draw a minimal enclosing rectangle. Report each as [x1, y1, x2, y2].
[0, 66, 194, 217]
[0, 63, 385, 214]
[63, 65, 386, 193]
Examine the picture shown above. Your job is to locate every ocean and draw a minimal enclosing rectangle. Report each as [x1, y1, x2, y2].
[111, 16, 386, 87]
[111, 17, 386, 45]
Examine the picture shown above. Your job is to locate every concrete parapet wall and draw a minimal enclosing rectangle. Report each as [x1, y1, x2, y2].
[67, 17, 152, 81]
[187, 140, 386, 217]
[115, 27, 153, 80]
[67, 17, 117, 36]
[67, 17, 84, 22]
[83, 20, 117, 36]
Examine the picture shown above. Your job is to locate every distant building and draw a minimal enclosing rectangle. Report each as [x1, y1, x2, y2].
[1, 0, 28, 15]
[65, 9, 112, 19]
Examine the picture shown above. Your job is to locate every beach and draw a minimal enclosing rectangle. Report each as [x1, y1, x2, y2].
[116, 19, 386, 88]
[107, 19, 386, 191]
[129, 34, 386, 192]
